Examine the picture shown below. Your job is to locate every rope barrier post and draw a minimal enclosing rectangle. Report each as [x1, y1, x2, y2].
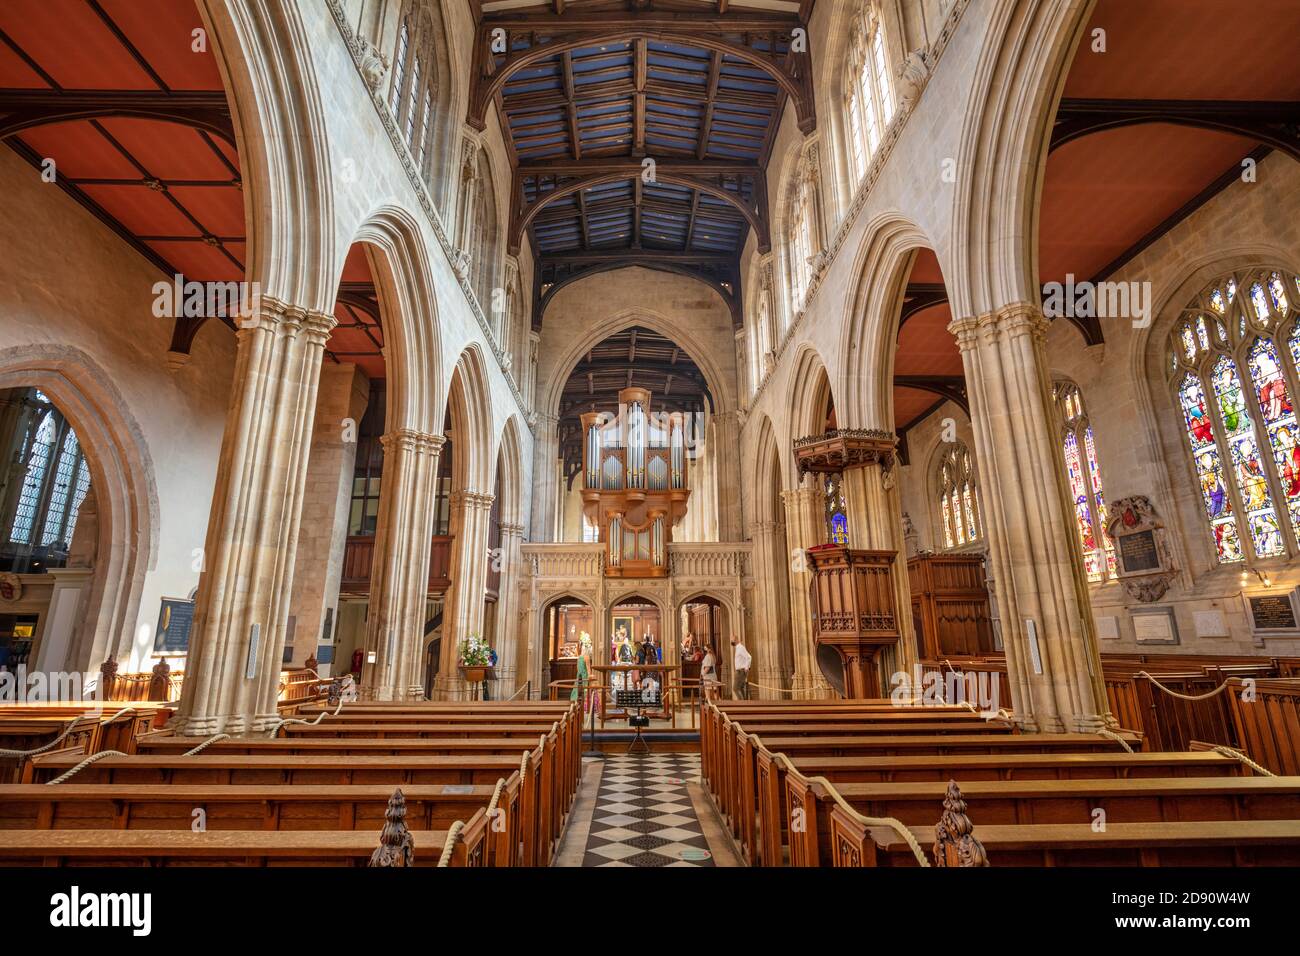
[581, 679, 604, 760]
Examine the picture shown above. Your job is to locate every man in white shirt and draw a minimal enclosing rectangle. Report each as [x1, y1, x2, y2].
[730, 637, 752, 700]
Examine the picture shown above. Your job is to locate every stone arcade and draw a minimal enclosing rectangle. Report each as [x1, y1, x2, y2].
[0, 0, 1298, 878]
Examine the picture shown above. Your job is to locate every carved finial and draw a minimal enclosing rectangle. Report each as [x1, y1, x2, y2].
[369, 788, 416, 867]
[933, 780, 989, 867]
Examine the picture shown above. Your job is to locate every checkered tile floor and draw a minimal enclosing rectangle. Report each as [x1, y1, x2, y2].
[581, 754, 716, 867]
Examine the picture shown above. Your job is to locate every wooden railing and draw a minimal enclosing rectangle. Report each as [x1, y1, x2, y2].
[1227, 677, 1300, 775]
[341, 534, 454, 594]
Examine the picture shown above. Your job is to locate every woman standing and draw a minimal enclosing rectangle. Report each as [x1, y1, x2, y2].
[700, 644, 717, 701]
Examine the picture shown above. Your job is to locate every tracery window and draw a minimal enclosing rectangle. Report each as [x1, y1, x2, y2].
[2, 389, 92, 571]
[387, 6, 446, 185]
[843, 3, 894, 185]
[936, 442, 980, 550]
[1168, 269, 1300, 563]
[1053, 382, 1116, 582]
[788, 172, 814, 314]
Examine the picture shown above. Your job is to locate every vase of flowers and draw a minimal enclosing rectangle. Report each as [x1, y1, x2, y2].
[457, 633, 493, 684]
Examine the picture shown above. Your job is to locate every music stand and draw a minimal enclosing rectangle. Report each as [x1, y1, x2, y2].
[615, 689, 660, 755]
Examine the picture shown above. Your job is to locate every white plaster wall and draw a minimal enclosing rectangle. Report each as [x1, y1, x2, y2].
[0, 146, 235, 668]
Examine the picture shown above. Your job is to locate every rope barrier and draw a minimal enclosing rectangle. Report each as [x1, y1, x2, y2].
[753, 735, 930, 867]
[438, 820, 466, 867]
[44, 748, 128, 785]
[1096, 727, 1135, 753]
[263, 696, 346, 736]
[1136, 670, 1237, 702]
[1211, 745, 1277, 777]
[0, 706, 137, 758]
[182, 733, 231, 756]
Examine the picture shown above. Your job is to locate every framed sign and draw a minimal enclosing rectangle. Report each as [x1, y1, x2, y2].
[1245, 589, 1300, 637]
[154, 597, 195, 653]
[1117, 529, 1160, 574]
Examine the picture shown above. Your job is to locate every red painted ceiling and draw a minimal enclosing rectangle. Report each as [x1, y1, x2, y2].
[0, 0, 382, 374]
[1039, 123, 1257, 283]
[1065, 0, 1300, 101]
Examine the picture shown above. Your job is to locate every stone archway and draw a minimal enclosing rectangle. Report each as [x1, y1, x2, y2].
[0, 345, 158, 674]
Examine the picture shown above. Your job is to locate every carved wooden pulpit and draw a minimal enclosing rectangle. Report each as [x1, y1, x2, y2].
[806, 545, 901, 698]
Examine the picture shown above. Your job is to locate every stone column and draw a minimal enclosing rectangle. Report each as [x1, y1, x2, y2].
[713, 410, 744, 541]
[840, 448, 918, 691]
[492, 521, 526, 697]
[748, 520, 792, 698]
[171, 297, 336, 735]
[435, 490, 495, 699]
[361, 429, 445, 701]
[781, 477, 829, 698]
[949, 303, 1108, 732]
[530, 413, 560, 541]
[287, 364, 369, 669]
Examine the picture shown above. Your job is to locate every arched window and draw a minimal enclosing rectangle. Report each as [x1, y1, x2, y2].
[387, 4, 451, 197]
[843, 3, 894, 186]
[751, 295, 770, 394]
[2, 389, 92, 571]
[1168, 269, 1300, 563]
[1054, 382, 1116, 582]
[788, 176, 813, 313]
[936, 442, 981, 550]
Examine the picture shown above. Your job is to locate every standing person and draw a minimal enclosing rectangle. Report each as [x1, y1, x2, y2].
[700, 644, 717, 701]
[731, 636, 752, 700]
[571, 645, 590, 704]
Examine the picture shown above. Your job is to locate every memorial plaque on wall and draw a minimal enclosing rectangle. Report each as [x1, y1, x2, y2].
[1131, 607, 1178, 645]
[1247, 593, 1299, 633]
[1117, 529, 1160, 573]
[154, 598, 194, 653]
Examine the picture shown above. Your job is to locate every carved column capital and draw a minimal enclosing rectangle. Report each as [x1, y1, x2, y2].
[380, 428, 445, 456]
[242, 295, 337, 344]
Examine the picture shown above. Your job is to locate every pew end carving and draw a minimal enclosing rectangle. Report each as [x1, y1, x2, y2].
[933, 780, 989, 867]
[368, 788, 416, 867]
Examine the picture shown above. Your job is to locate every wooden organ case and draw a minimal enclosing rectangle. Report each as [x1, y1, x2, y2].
[580, 387, 691, 578]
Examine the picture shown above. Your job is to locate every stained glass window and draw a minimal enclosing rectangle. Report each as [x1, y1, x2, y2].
[843, 3, 894, 186]
[936, 442, 980, 550]
[1054, 382, 1117, 582]
[1168, 269, 1300, 563]
[824, 473, 849, 545]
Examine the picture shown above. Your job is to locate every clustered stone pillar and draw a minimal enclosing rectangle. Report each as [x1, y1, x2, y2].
[748, 519, 792, 698]
[781, 477, 830, 698]
[840, 447, 919, 691]
[530, 413, 560, 542]
[171, 297, 336, 735]
[493, 521, 527, 697]
[286, 364, 369, 670]
[713, 410, 745, 541]
[435, 490, 495, 699]
[361, 429, 444, 701]
[949, 303, 1109, 732]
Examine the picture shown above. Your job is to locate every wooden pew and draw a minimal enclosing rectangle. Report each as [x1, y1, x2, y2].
[751, 749, 1249, 868]
[0, 782, 501, 832]
[786, 775, 1300, 866]
[830, 815, 1300, 866]
[0, 827, 454, 866]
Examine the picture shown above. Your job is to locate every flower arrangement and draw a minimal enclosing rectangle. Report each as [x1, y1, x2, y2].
[457, 633, 493, 667]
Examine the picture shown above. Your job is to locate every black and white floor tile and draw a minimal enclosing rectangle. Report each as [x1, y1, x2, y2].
[581, 753, 716, 867]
